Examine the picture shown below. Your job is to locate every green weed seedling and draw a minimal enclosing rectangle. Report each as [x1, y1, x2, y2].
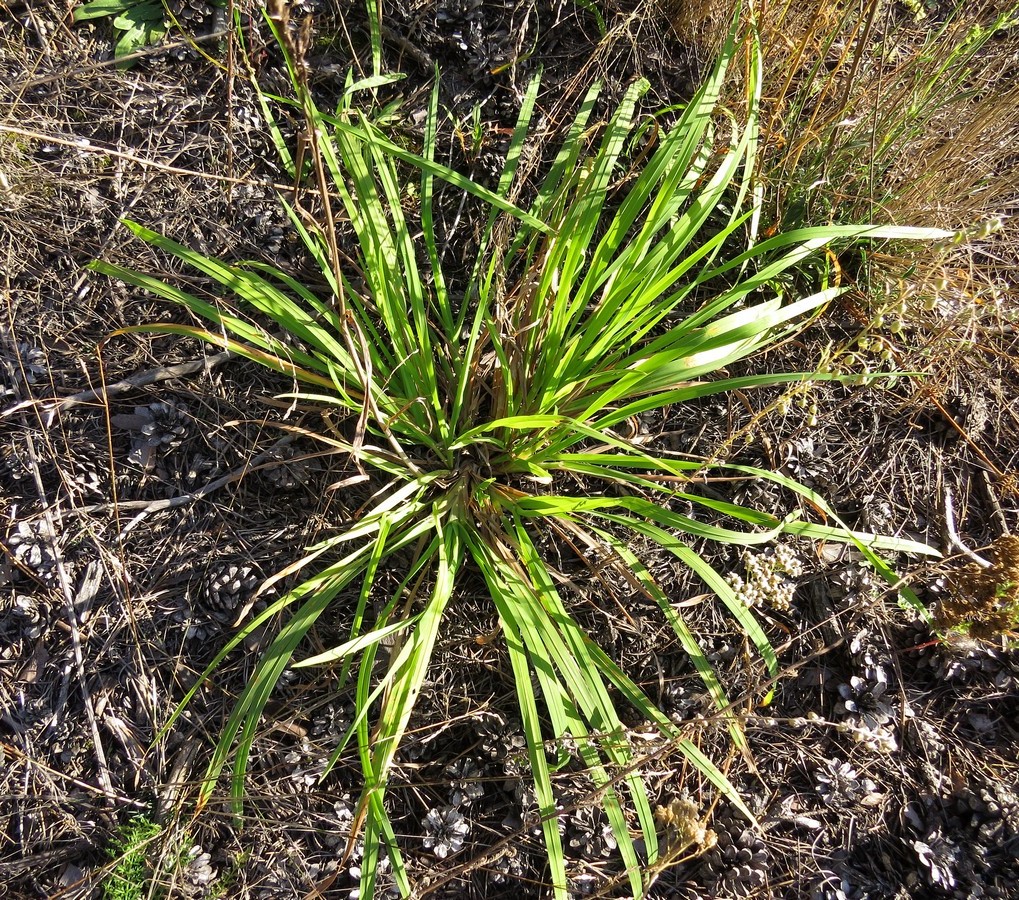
[102, 815, 163, 900]
[73, 0, 230, 62]
[73, 0, 167, 61]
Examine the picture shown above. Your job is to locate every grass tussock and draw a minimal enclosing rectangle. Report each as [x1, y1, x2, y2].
[85, 5, 957, 896]
[3, 2, 1018, 898]
[667, 1, 1018, 311]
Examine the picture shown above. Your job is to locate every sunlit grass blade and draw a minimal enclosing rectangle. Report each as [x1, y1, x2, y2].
[420, 78, 453, 340]
[586, 527, 748, 750]
[205, 556, 371, 811]
[513, 521, 657, 889]
[511, 492, 785, 547]
[290, 616, 420, 669]
[112, 220, 351, 362]
[314, 106, 552, 233]
[470, 71, 542, 285]
[537, 78, 650, 375]
[572, 624, 756, 823]
[587, 511, 780, 687]
[466, 530, 568, 900]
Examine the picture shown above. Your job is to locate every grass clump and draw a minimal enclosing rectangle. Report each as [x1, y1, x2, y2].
[748, 0, 1018, 337]
[89, 4, 953, 897]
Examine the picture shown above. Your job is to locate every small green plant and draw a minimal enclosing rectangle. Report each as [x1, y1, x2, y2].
[102, 815, 163, 900]
[91, 5, 950, 897]
[73, 0, 166, 61]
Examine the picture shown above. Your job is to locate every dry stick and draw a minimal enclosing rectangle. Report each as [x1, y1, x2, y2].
[943, 483, 992, 568]
[67, 427, 344, 543]
[979, 467, 1011, 537]
[154, 738, 202, 823]
[19, 30, 232, 90]
[0, 123, 296, 194]
[40, 561, 103, 745]
[0, 351, 233, 423]
[378, 21, 435, 71]
[14, 419, 116, 804]
[114, 434, 296, 537]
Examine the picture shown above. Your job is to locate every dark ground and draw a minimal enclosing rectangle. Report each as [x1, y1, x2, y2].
[2, 1, 1018, 898]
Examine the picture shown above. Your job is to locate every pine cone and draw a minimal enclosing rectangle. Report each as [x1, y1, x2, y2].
[7, 519, 59, 581]
[202, 563, 260, 619]
[166, 0, 213, 28]
[702, 807, 769, 897]
[566, 804, 617, 859]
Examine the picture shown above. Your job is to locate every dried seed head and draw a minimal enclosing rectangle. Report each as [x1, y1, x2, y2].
[726, 545, 803, 611]
[655, 797, 713, 856]
[937, 535, 1019, 639]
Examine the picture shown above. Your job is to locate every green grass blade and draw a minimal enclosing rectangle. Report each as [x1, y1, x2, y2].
[316, 108, 551, 232]
[511, 522, 658, 886]
[571, 626, 756, 823]
[592, 529, 744, 743]
[467, 531, 568, 900]
[421, 77, 454, 342]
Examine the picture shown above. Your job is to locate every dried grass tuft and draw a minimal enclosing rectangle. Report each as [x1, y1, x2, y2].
[940, 534, 1019, 639]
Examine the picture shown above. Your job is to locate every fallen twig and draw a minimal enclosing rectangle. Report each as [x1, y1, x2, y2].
[15, 421, 116, 804]
[1, 351, 233, 423]
[115, 435, 296, 537]
[944, 483, 992, 568]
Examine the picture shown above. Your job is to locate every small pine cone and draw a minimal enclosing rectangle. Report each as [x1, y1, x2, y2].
[261, 444, 311, 492]
[912, 631, 999, 683]
[289, 0, 323, 16]
[183, 845, 217, 888]
[435, 0, 483, 26]
[1, 434, 33, 483]
[166, 0, 213, 27]
[12, 593, 47, 639]
[7, 520, 59, 581]
[566, 804, 617, 859]
[702, 807, 769, 897]
[473, 711, 526, 760]
[66, 448, 108, 500]
[17, 343, 48, 385]
[202, 563, 259, 619]
[489, 846, 526, 884]
[178, 612, 219, 643]
[466, 32, 511, 77]
[113, 401, 189, 473]
[913, 830, 961, 891]
[447, 757, 486, 807]
[960, 784, 1019, 849]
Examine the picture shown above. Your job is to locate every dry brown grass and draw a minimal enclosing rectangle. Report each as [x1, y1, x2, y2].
[662, 1, 1019, 301]
[657, 0, 1019, 538]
